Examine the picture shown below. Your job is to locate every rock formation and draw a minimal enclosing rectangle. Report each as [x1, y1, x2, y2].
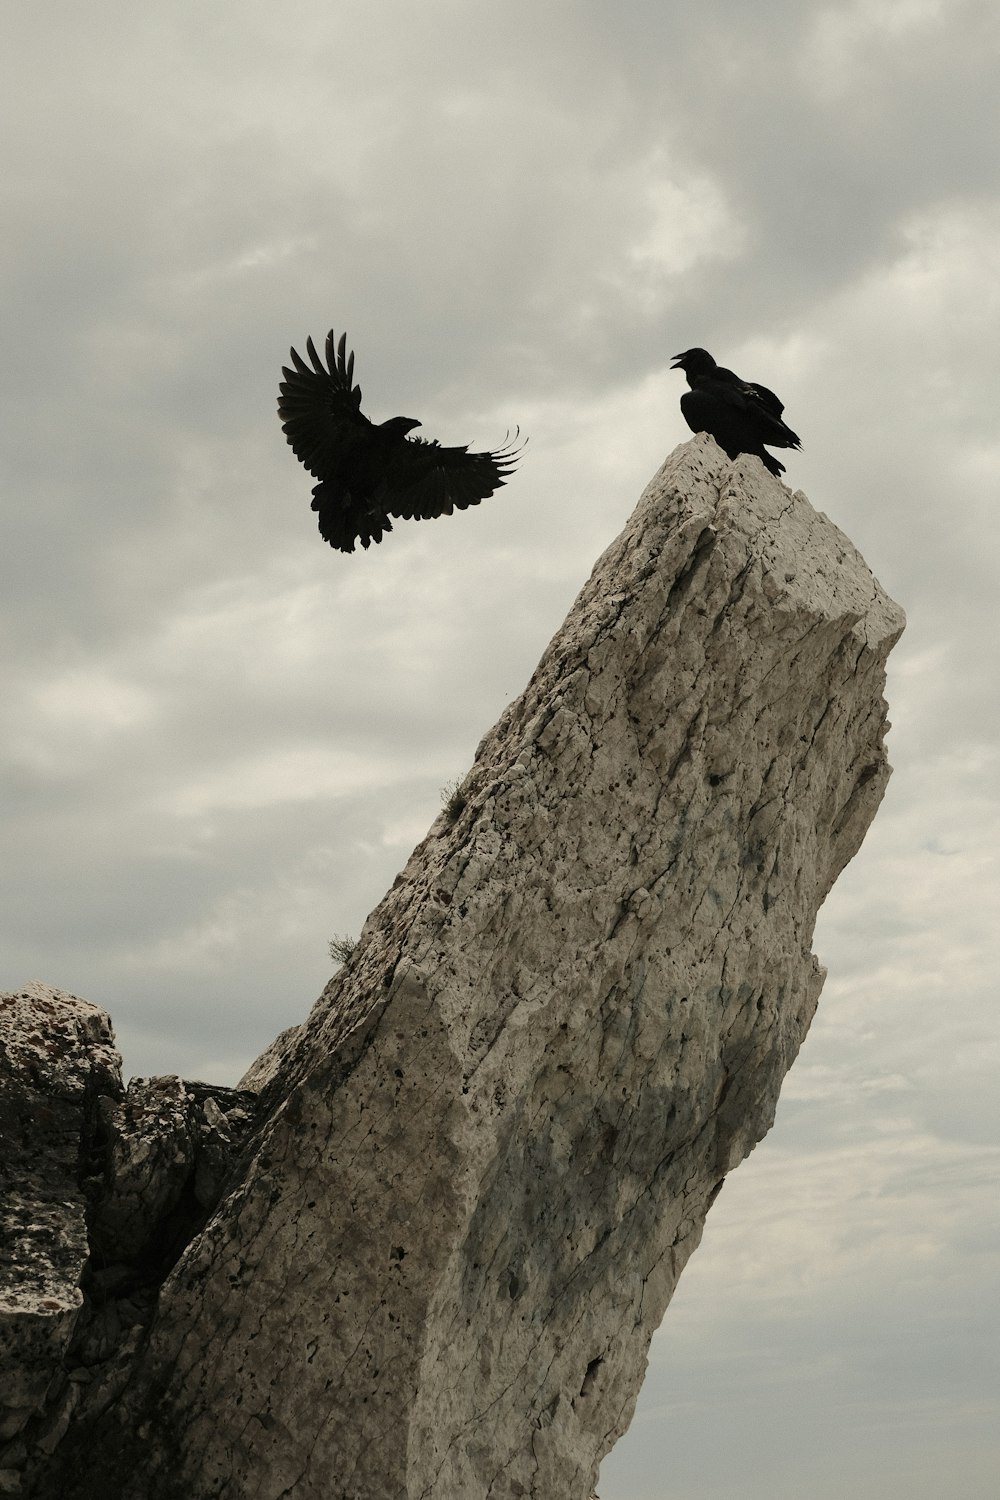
[0, 438, 904, 1499]
[0, 984, 255, 1490]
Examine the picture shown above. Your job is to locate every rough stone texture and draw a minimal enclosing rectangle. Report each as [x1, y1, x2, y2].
[3, 440, 904, 1499]
[0, 993, 254, 1496]
[0, 985, 122, 1451]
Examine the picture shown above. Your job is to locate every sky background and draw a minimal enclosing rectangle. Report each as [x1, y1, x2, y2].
[3, 2, 998, 1495]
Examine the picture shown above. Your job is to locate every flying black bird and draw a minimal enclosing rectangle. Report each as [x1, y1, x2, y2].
[278, 331, 522, 552]
[670, 347, 801, 477]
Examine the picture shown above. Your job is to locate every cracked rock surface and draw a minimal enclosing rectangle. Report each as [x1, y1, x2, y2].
[0, 984, 121, 1454]
[0, 990, 255, 1496]
[6, 440, 903, 1499]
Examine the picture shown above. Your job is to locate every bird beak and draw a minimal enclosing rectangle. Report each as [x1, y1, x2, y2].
[670, 353, 686, 368]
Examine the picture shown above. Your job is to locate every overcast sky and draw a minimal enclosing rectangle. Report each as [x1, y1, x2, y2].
[3, 2, 998, 1496]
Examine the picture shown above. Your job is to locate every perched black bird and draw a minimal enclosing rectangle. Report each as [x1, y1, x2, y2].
[670, 347, 801, 477]
[278, 330, 522, 552]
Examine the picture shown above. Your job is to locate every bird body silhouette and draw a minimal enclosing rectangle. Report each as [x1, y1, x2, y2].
[671, 347, 800, 476]
[279, 331, 522, 551]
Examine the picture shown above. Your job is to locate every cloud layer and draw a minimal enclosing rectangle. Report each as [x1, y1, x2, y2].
[3, 3, 999, 1495]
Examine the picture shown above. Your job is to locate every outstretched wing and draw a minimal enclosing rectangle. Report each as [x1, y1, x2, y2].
[383, 433, 525, 521]
[278, 330, 369, 480]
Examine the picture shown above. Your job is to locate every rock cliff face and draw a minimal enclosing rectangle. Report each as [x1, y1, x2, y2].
[0, 439, 904, 1499]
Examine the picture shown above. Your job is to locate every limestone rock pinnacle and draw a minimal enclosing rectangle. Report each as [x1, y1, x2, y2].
[2, 438, 904, 1499]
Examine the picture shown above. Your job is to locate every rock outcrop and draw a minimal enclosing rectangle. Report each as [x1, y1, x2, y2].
[0, 439, 904, 1499]
[0, 985, 121, 1459]
[0, 987, 255, 1492]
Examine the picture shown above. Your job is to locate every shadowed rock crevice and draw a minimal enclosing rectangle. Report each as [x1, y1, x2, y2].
[1, 438, 904, 1499]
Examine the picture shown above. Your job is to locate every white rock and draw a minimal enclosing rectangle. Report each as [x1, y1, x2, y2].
[27, 440, 905, 1499]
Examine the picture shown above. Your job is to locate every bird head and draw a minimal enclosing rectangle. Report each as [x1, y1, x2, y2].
[380, 416, 422, 438]
[670, 348, 716, 378]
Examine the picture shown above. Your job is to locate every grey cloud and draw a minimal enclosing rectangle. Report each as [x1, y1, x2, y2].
[4, 3, 1000, 1496]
